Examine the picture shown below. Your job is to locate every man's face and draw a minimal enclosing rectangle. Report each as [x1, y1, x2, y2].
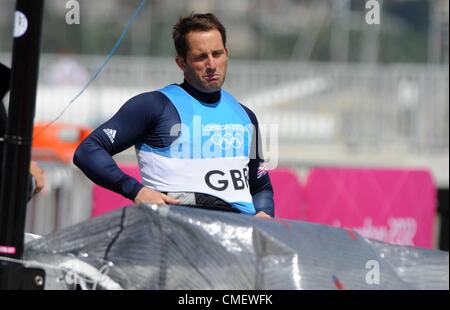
[176, 29, 228, 93]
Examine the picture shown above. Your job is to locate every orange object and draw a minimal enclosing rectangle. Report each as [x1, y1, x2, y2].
[32, 123, 91, 163]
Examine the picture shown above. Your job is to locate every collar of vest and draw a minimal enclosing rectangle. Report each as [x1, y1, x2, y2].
[179, 80, 221, 104]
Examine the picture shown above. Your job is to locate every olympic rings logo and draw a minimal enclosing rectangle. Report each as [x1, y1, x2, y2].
[210, 133, 244, 150]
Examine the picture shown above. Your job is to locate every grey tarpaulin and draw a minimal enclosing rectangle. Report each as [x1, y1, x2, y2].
[24, 204, 449, 290]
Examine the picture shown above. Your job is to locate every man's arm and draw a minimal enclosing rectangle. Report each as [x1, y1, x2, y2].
[28, 161, 44, 199]
[74, 91, 178, 203]
[241, 104, 275, 217]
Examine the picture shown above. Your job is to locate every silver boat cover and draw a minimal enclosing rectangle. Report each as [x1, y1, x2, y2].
[24, 204, 449, 290]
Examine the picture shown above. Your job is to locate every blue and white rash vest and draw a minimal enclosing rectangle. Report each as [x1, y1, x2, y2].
[74, 81, 274, 216]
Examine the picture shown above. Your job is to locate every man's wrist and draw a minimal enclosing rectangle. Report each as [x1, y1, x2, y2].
[130, 182, 145, 201]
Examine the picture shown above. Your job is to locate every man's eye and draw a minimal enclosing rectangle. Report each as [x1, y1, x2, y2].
[195, 55, 207, 61]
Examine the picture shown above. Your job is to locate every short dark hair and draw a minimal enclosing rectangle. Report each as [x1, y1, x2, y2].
[172, 13, 227, 59]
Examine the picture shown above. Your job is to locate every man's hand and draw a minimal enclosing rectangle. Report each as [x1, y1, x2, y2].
[134, 187, 180, 205]
[255, 211, 272, 219]
[29, 160, 44, 195]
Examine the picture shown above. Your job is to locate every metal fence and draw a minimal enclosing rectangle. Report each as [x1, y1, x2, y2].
[25, 163, 92, 236]
[24, 54, 449, 154]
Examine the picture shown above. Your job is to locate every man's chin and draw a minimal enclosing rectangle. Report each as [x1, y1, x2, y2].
[201, 85, 221, 93]
[205, 81, 223, 92]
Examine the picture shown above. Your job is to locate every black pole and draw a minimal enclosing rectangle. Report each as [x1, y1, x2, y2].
[0, 0, 44, 262]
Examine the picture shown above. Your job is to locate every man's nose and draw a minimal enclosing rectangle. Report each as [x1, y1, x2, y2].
[205, 54, 216, 70]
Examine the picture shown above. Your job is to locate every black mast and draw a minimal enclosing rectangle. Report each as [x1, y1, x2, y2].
[0, 0, 45, 289]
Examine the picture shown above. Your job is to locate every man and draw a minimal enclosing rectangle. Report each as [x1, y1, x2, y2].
[74, 13, 274, 218]
[0, 62, 44, 200]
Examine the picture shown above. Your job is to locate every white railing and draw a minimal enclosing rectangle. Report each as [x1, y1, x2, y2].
[21, 54, 448, 154]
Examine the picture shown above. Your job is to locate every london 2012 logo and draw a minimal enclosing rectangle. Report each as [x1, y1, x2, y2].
[210, 132, 244, 150]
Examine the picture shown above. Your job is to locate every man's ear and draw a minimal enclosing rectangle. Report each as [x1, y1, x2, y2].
[175, 55, 186, 71]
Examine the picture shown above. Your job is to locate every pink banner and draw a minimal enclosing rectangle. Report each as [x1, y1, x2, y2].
[304, 167, 437, 248]
[91, 165, 437, 248]
[269, 168, 306, 221]
[92, 164, 141, 217]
